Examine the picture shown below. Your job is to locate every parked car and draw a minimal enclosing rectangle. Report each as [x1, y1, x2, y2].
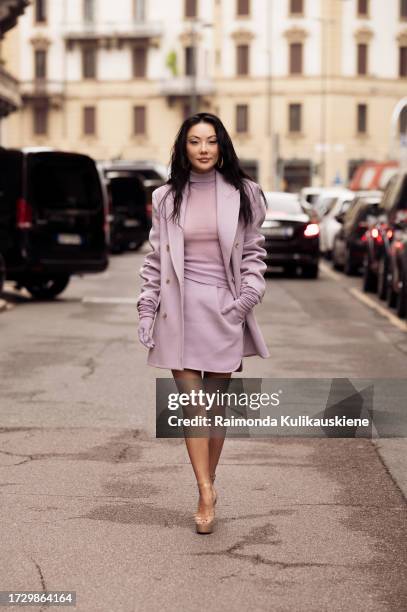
[319, 193, 355, 258]
[261, 192, 320, 278]
[313, 188, 354, 221]
[0, 252, 5, 294]
[299, 187, 324, 212]
[0, 147, 109, 299]
[362, 174, 401, 299]
[380, 171, 407, 316]
[98, 160, 166, 252]
[332, 196, 382, 275]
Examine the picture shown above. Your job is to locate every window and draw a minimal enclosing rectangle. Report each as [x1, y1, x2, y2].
[34, 0, 46, 23]
[185, 46, 196, 75]
[133, 106, 146, 135]
[185, 0, 197, 18]
[289, 103, 302, 132]
[34, 49, 47, 79]
[82, 46, 97, 79]
[133, 47, 147, 77]
[83, 0, 95, 23]
[183, 103, 192, 120]
[357, 104, 367, 133]
[357, 0, 369, 16]
[357, 43, 368, 75]
[133, 0, 145, 21]
[400, 46, 407, 77]
[400, 107, 407, 134]
[290, 0, 303, 15]
[236, 105, 248, 132]
[236, 44, 249, 75]
[237, 0, 250, 16]
[401, 0, 407, 19]
[83, 106, 96, 135]
[33, 105, 48, 135]
[289, 42, 303, 74]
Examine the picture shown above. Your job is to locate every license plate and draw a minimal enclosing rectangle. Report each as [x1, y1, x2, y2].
[56, 233, 82, 245]
[124, 219, 141, 227]
[265, 227, 293, 237]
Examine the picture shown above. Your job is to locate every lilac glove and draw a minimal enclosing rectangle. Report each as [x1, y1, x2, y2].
[221, 285, 261, 324]
[138, 316, 155, 349]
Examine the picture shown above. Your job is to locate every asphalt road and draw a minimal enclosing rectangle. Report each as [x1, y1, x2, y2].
[0, 250, 406, 612]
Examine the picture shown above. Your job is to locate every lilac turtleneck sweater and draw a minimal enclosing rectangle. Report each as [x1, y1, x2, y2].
[137, 168, 261, 320]
[184, 167, 229, 287]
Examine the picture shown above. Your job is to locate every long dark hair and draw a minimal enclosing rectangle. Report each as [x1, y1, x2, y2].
[158, 112, 265, 227]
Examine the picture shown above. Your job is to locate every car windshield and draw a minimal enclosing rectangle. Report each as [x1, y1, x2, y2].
[267, 197, 302, 214]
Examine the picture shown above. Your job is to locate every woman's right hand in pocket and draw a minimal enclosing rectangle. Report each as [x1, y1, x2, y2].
[138, 316, 155, 349]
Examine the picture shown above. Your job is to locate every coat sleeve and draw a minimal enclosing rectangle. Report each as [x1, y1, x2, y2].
[136, 189, 162, 319]
[239, 182, 268, 302]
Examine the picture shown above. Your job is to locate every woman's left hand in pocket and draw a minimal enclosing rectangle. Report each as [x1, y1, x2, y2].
[221, 300, 245, 325]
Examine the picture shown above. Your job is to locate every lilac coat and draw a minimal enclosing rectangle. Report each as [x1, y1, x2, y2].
[137, 170, 270, 369]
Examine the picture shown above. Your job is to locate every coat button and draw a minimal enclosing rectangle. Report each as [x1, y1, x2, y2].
[166, 244, 170, 251]
[235, 242, 239, 248]
[166, 278, 170, 284]
[163, 312, 167, 319]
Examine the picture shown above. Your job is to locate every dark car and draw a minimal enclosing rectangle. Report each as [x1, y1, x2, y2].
[332, 196, 381, 275]
[0, 252, 5, 294]
[382, 171, 407, 316]
[362, 175, 399, 298]
[98, 160, 166, 252]
[261, 192, 320, 278]
[0, 147, 109, 299]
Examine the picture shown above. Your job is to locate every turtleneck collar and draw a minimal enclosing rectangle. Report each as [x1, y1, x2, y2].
[189, 167, 216, 183]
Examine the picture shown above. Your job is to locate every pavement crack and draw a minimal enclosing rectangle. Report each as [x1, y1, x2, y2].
[81, 357, 96, 380]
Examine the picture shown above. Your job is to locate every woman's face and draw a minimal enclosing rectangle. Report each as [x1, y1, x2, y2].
[185, 122, 220, 173]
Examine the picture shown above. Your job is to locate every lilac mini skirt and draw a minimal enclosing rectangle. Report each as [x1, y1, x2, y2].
[182, 277, 244, 373]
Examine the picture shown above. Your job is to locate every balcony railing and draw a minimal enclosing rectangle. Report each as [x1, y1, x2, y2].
[20, 80, 65, 106]
[159, 76, 215, 97]
[63, 21, 163, 42]
[0, 64, 21, 116]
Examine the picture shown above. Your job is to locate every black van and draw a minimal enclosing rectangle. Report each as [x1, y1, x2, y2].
[0, 147, 109, 299]
[98, 160, 164, 252]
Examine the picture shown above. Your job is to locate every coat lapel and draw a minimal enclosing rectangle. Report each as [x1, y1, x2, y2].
[165, 170, 240, 289]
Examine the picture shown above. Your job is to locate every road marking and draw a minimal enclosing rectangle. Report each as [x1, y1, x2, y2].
[348, 288, 407, 332]
[82, 297, 139, 304]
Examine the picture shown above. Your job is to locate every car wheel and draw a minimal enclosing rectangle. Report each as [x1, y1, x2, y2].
[24, 276, 70, 300]
[284, 263, 297, 277]
[344, 248, 357, 276]
[386, 269, 397, 309]
[302, 264, 319, 279]
[362, 254, 377, 293]
[0, 253, 5, 294]
[396, 266, 406, 319]
[377, 257, 388, 301]
[332, 241, 342, 270]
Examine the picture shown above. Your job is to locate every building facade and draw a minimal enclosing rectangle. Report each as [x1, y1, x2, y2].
[2, 0, 407, 190]
[0, 0, 30, 140]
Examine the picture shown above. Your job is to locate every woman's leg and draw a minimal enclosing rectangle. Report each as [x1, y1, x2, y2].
[203, 371, 232, 482]
[171, 368, 217, 529]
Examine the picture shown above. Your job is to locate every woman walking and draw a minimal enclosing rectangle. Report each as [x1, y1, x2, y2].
[136, 113, 269, 533]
